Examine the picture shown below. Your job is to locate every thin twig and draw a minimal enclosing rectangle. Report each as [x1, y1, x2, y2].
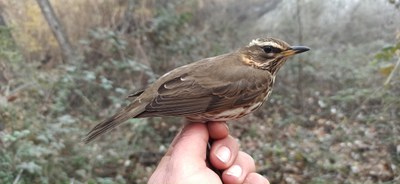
[12, 169, 23, 184]
[384, 55, 400, 86]
[348, 86, 383, 121]
[8, 83, 34, 96]
[295, 0, 305, 112]
[348, 54, 399, 121]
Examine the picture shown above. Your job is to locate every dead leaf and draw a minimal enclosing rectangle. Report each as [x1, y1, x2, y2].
[379, 64, 395, 77]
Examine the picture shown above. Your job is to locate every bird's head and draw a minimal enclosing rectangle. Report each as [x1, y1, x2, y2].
[241, 38, 310, 74]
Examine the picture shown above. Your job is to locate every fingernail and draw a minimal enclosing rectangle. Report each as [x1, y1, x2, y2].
[216, 146, 231, 163]
[226, 165, 242, 177]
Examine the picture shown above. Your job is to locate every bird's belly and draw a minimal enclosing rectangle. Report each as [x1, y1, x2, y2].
[186, 102, 263, 122]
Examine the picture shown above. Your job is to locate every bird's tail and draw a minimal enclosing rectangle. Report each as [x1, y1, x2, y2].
[83, 102, 145, 144]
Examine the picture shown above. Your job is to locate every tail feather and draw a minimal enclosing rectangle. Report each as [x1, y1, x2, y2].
[83, 103, 145, 144]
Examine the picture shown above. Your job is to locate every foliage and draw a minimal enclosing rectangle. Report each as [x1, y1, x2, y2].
[0, 0, 399, 184]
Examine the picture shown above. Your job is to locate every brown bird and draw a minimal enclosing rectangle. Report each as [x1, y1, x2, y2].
[84, 38, 309, 143]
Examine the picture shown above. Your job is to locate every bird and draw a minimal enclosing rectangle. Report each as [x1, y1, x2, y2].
[84, 37, 309, 143]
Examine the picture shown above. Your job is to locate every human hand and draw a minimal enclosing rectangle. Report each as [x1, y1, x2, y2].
[148, 121, 270, 184]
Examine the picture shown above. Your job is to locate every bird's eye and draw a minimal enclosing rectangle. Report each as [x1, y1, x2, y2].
[263, 46, 273, 53]
[262, 46, 281, 53]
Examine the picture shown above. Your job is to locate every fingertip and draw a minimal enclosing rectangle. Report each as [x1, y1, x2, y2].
[208, 121, 229, 140]
[167, 122, 209, 159]
[210, 135, 239, 169]
[178, 122, 209, 147]
[221, 152, 256, 184]
[243, 173, 270, 184]
[222, 164, 243, 184]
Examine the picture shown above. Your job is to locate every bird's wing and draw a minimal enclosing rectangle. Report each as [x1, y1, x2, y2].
[137, 72, 272, 117]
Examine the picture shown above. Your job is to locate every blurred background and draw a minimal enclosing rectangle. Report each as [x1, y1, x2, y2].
[0, 0, 399, 183]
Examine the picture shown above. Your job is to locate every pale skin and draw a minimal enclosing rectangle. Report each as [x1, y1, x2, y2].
[148, 121, 270, 184]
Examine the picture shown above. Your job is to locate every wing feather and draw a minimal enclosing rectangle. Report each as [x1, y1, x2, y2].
[137, 71, 272, 117]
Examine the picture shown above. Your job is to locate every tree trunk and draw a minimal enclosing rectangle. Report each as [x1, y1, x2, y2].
[119, 0, 135, 34]
[36, 0, 75, 63]
[295, 0, 304, 112]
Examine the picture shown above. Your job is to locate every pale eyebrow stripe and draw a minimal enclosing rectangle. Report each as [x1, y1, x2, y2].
[248, 39, 283, 49]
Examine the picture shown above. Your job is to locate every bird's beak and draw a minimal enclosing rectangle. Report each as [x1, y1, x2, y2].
[282, 46, 310, 57]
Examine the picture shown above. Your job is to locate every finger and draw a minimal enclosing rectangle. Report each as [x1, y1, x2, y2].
[209, 135, 240, 169]
[222, 151, 256, 184]
[166, 122, 209, 162]
[149, 122, 210, 184]
[243, 173, 270, 184]
[208, 121, 229, 140]
[165, 121, 186, 157]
